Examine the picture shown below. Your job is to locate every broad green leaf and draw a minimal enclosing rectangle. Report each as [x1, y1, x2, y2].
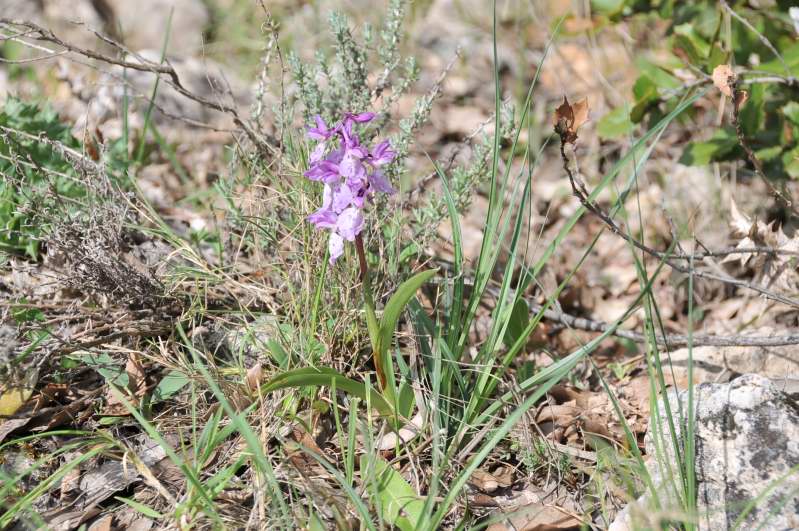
[397, 380, 415, 420]
[260, 367, 394, 417]
[73, 352, 128, 386]
[679, 128, 738, 165]
[760, 42, 799, 76]
[398, 242, 420, 263]
[362, 456, 424, 531]
[378, 269, 438, 353]
[673, 23, 710, 64]
[597, 107, 634, 140]
[782, 147, 799, 179]
[631, 75, 658, 123]
[153, 370, 191, 401]
[783, 102, 799, 127]
[632, 74, 657, 101]
[591, 0, 624, 16]
[755, 146, 783, 162]
[267, 338, 289, 367]
[376, 269, 436, 403]
[635, 57, 681, 90]
[740, 83, 765, 137]
[707, 43, 727, 71]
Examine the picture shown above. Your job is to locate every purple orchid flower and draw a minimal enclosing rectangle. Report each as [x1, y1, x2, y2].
[307, 115, 336, 141]
[369, 140, 396, 167]
[305, 111, 396, 263]
[344, 111, 376, 124]
[304, 160, 340, 183]
[368, 169, 395, 194]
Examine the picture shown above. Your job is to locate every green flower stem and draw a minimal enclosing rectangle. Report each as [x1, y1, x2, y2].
[355, 234, 384, 390]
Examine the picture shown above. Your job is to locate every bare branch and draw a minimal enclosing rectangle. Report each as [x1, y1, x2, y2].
[524, 300, 799, 348]
[0, 18, 275, 152]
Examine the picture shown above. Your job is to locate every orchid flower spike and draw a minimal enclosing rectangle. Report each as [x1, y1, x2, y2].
[304, 111, 396, 264]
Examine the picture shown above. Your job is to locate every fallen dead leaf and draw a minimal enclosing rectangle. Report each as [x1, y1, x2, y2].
[376, 412, 423, 451]
[468, 466, 513, 493]
[246, 362, 263, 393]
[87, 515, 113, 531]
[724, 199, 799, 293]
[102, 354, 151, 416]
[485, 484, 584, 531]
[125, 353, 147, 396]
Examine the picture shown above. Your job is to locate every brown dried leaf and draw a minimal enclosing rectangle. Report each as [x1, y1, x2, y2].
[553, 96, 590, 144]
[712, 64, 735, 97]
[485, 484, 584, 530]
[125, 353, 147, 397]
[87, 515, 113, 531]
[571, 98, 589, 131]
[469, 469, 502, 493]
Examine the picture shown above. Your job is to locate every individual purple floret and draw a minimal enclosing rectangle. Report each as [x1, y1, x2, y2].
[306, 115, 336, 141]
[304, 112, 396, 264]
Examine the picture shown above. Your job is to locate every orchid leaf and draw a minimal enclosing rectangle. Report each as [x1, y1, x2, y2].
[362, 456, 424, 531]
[376, 269, 436, 403]
[260, 367, 394, 417]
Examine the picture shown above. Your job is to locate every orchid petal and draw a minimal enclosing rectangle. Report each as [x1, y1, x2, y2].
[368, 169, 395, 194]
[335, 207, 364, 241]
[328, 232, 344, 264]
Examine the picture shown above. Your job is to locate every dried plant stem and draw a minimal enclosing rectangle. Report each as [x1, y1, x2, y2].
[729, 78, 798, 217]
[524, 300, 799, 348]
[443, 273, 799, 349]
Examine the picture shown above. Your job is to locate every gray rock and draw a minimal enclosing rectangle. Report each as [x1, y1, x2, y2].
[104, 0, 209, 57]
[669, 343, 799, 394]
[611, 374, 799, 530]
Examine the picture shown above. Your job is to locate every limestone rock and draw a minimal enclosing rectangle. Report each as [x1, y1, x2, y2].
[612, 374, 799, 530]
